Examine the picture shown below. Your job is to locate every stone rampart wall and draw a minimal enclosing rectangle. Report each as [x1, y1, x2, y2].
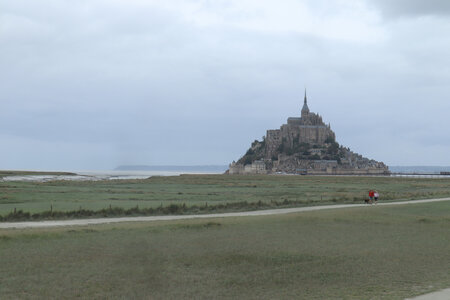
[266, 129, 282, 159]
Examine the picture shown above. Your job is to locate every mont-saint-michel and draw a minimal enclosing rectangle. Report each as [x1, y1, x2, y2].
[228, 91, 389, 175]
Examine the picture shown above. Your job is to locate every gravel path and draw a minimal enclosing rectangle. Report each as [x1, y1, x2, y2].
[405, 288, 450, 300]
[1, 197, 449, 229]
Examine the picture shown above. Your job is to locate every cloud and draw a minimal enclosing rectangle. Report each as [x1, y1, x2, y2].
[369, 0, 450, 18]
[1, 0, 450, 169]
[175, 0, 385, 43]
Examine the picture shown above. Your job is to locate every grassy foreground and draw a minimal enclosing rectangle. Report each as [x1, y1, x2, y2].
[1, 174, 450, 220]
[1, 201, 449, 299]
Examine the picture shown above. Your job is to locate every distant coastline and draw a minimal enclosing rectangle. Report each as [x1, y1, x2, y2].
[114, 165, 228, 173]
[389, 166, 450, 174]
[114, 165, 450, 175]
[115, 165, 450, 175]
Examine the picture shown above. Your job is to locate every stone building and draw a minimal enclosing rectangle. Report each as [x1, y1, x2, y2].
[229, 160, 267, 175]
[265, 91, 335, 159]
[228, 91, 389, 175]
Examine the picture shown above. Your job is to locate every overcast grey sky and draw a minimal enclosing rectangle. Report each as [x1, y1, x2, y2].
[1, 0, 450, 170]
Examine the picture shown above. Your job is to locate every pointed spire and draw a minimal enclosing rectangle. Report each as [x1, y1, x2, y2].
[301, 88, 309, 115]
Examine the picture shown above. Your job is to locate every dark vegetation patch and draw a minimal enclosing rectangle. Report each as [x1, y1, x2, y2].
[68, 229, 97, 234]
[174, 222, 222, 230]
[0, 199, 309, 222]
[417, 217, 434, 223]
[0, 170, 76, 178]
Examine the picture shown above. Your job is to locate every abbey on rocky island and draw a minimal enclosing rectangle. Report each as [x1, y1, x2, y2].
[228, 91, 389, 175]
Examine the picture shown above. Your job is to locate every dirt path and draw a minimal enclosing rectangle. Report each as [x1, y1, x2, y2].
[1, 198, 449, 229]
[405, 288, 450, 300]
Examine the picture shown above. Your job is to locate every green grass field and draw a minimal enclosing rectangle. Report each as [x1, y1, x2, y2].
[1, 201, 449, 299]
[1, 174, 450, 218]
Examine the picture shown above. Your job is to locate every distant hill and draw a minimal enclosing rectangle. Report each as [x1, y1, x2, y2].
[389, 166, 450, 174]
[114, 165, 228, 173]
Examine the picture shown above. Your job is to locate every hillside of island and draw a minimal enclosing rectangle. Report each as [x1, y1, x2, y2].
[228, 92, 389, 175]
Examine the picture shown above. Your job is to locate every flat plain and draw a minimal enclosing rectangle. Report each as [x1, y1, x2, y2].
[1, 174, 449, 298]
[1, 174, 450, 218]
[0, 200, 449, 299]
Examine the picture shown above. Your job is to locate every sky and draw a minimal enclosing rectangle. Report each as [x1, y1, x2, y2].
[1, 0, 450, 171]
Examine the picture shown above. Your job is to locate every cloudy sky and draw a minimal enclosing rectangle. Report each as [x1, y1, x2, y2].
[1, 0, 450, 170]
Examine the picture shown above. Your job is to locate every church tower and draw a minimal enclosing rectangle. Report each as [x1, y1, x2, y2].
[301, 89, 309, 119]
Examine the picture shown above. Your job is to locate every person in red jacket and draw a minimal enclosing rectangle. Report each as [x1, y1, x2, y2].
[369, 190, 375, 204]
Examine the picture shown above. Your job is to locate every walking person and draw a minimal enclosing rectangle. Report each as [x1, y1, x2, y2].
[374, 191, 379, 204]
[368, 190, 375, 204]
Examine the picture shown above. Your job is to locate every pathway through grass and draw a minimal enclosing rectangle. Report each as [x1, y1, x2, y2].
[1, 200, 449, 299]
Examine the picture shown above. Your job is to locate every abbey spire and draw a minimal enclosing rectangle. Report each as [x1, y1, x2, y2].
[301, 88, 310, 117]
